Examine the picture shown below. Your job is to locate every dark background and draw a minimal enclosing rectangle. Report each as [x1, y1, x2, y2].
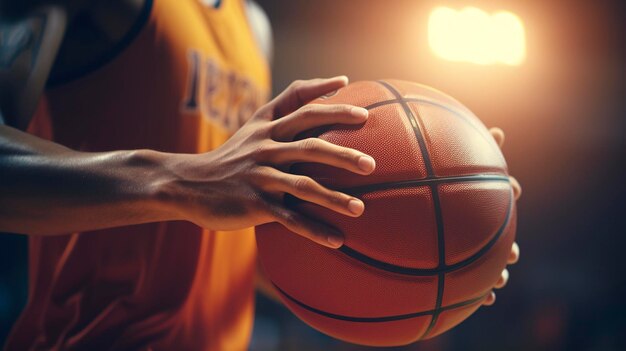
[2, 0, 625, 350]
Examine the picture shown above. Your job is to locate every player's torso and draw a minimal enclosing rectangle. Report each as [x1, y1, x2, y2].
[44, 0, 269, 151]
[7, 1, 270, 350]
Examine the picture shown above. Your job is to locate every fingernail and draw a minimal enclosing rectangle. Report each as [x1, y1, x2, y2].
[327, 235, 344, 248]
[351, 107, 369, 119]
[332, 75, 349, 84]
[321, 90, 338, 99]
[358, 156, 376, 173]
[348, 199, 364, 215]
[501, 269, 509, 282]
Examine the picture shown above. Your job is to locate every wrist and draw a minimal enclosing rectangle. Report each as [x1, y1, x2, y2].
[121, 149, 186, 222]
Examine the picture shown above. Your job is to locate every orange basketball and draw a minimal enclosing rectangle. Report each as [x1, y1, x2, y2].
[255, 80, 517, 346]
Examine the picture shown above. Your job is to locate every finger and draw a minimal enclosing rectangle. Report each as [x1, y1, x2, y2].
[508, 242, 520, 264]
[264, 200, 344, 249]
[256, 167, 365, 217]
[268, 76, 349, 119]
[271, 104, 368, 141]
[267, 138, 376, 175]
[495, 269, 509, 289]
[489, 127, 505, 148]
[483, 291, 496, 306]
[510, 176, 522, 200]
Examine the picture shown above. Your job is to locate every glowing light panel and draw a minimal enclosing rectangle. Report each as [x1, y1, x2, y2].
[428, 7, 526, 65]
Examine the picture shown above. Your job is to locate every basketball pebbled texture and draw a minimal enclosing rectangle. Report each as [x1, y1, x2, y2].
[255, 80, 517, 346]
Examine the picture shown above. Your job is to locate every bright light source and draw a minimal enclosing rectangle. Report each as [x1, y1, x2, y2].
[428, 7, 526, 65]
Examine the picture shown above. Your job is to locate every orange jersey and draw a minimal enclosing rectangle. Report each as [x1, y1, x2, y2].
[5, 0, 270, 350]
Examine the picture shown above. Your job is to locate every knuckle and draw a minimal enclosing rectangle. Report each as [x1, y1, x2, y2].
[267, 120, 284, 138]
[251, 165, 270, 180]
[251, 105, 271, 120]
[253, 124, 271, 139]
[334, 104, 352, 114]
[254, 141, 278, 160]
[299, 138, 322, 152]
[293, 177, 315, 192]
[296, 104, 316, 117]
[340, 147, 358, 161]
[303, 104, 330, 118]
[328, 192, 344, 205]
[281, 211, 299, 227]
[288, 79, 304, 91]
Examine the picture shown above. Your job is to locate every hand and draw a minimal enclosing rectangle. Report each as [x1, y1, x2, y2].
[164, 76, 375, 248]
[482, 127, 522, 306]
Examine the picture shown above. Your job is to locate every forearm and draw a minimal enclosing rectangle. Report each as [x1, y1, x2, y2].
[0, 124, 178, 235]
[1, 77, 380, 249]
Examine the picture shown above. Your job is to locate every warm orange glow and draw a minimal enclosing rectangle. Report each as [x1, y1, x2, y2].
[428, 7, 526, 65]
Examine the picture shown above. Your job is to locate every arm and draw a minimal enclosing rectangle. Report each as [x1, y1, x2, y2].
[0, 77, 375, 248]
[0, 124, 178, 234]
[0, 1, 170, 234]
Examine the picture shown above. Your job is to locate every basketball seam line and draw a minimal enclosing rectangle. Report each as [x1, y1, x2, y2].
[337, 195, 513, 276]
[339, 174, 510, 196]
[272, 282, 489, 323]
[376, 81, 435, 176]
[286, 174, 513, 276]
[375, 80, 444, 339]
[428, 186, 447, 337]
[364, 98, 499, 148]
[366, 98, 466, 117]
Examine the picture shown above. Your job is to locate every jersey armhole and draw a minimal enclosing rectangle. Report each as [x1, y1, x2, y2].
[46, 0, 154, 87]
[243, 0, 273, 67]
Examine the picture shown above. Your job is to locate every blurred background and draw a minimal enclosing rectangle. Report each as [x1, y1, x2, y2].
[1, 0, 625, 350]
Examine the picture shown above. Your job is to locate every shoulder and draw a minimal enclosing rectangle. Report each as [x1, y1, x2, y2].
[244, 0, 272, 65]
[0, 6, 66, 129]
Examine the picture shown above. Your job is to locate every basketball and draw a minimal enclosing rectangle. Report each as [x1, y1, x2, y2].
[256, 80, 516, 346]
[4, 0, 621, 348]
